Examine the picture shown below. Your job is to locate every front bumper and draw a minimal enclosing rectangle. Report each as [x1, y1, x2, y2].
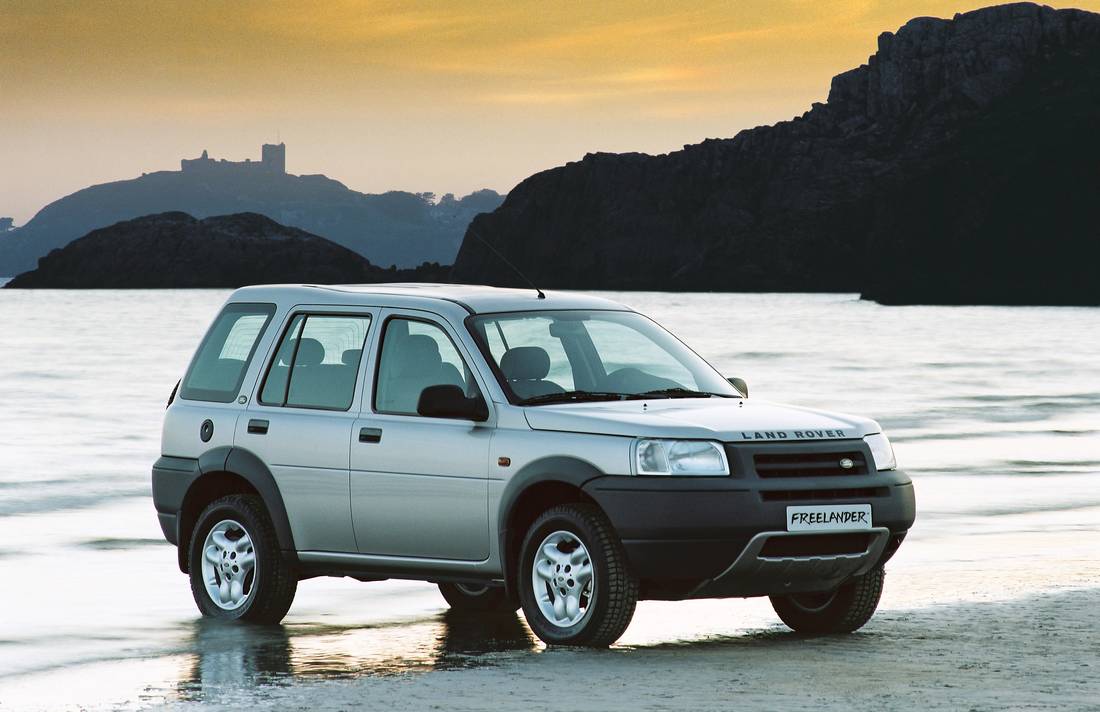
[581, 468, 915, 600]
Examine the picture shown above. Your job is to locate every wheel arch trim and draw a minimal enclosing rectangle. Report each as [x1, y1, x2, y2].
[175, 446, 297, 573]
[496, 456, 607, 600]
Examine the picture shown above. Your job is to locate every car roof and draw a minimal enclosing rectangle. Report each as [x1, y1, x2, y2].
[228, 283, 633, 315]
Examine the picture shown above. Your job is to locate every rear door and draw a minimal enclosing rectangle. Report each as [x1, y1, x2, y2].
[350, 310, 492, 561]
[236, 306, 378, 553]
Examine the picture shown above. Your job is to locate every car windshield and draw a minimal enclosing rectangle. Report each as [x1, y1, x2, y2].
[468, 310, 739, 405]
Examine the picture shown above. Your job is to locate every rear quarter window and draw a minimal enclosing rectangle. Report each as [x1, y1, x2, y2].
[180, 303, 276, 403]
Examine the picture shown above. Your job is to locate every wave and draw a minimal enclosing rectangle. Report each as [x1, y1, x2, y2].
[908, 465, 1099, 478]
[732, 351, 799, 359]
[0, 488, 149, 517]
[894, 428, 1100, 443]
[0, 478, 76, 490]
[2, 370, 71, 381]
[1001, 459, 1100, 468]
[883, 404, 1096, 431]
[945, 391, 1100, 402]
[75, 537, 171, 551]
[918, 500, 1100, 519]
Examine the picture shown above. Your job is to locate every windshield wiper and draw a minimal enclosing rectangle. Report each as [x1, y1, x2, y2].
[636, 387, 733, 399]
[518, 390, 635, 406]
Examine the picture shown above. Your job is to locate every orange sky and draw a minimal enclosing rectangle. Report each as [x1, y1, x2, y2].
[3, 0, 1098, 223]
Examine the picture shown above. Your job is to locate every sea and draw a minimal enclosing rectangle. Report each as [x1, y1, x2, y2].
[0, 287, 1097, 709]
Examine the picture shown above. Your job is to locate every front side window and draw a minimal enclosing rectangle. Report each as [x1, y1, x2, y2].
[181, 303, 275, 403]
[468, 310, 738, 404]
[260, 313, 372, 411]
[374, 318, 480, 415]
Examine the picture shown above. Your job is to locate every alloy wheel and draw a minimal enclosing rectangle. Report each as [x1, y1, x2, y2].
[200, 519, 257, 611]
[530, 530, 595, 628]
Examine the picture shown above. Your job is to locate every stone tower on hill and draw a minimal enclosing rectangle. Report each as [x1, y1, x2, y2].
[261, 143, 286, 174]
[181, 143, 286, 174]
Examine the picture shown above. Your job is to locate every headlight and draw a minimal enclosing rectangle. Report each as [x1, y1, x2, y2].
[635, 439, 729, 476]
[863, 432, 897, 471]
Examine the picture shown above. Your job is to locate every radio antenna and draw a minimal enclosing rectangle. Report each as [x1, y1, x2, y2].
[465, 226, 545, 299]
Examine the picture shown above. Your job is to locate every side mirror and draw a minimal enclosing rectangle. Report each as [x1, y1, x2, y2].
[417, 384, 489, 421]
[727, 377, 748, 398]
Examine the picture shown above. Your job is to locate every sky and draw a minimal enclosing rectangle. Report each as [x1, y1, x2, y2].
[3, 0, 1099, 224]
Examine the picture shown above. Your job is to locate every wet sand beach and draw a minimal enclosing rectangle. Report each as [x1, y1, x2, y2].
[157, 587, 1100, 712]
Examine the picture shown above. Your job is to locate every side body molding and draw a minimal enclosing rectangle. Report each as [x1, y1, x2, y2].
[496, 456, 605, 598]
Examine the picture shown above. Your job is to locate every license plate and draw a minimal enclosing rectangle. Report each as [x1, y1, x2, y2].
[786, 504, 872, 532]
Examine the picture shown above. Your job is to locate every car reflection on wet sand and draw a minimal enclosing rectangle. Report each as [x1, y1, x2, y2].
[162, 587, 1100, 712]
[173, 610, 537, 701]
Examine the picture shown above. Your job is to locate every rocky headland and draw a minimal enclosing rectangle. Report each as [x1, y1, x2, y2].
[4, 212, 449, 288]
[0, 158, 501, 277]
[452, 4, 1100, 305]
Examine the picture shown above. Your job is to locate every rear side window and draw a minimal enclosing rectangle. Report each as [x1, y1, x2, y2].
[181, 303, 276, 403]
[260, 314, 372, 411]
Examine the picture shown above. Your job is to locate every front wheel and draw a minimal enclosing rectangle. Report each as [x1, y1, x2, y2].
[188, 494, 297, 624]
[438, 582, 517, 612]
[517, 503, 638, 647]
[770, 567, 885, 634]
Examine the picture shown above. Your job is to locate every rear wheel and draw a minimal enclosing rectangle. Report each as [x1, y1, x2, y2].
[188, 494, 297, 624]
[438, 582, 517, 612]
[770, 567, 885, 634]
[517, 503, 638, 647]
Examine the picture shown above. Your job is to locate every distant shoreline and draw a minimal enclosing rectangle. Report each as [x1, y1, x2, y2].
[3, 280, 1099, 308]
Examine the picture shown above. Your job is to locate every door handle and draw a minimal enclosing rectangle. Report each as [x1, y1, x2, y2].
[248, 419, 269, 435]
[359, 427, 382, 444]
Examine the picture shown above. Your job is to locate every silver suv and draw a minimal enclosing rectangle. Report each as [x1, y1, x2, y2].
[153, 284, 915, 646]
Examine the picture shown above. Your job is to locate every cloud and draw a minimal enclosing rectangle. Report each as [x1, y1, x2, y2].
[477, 65, 713, 106]
[246, 1, 482, 42]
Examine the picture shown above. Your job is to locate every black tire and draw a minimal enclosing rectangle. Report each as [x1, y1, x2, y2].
[770, 567, 885, 634]
[438, 582, 518, 612]
[188, 494, 297, 624]
[517, 503, 638, 647]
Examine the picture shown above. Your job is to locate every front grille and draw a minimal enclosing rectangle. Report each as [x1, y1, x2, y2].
[760, 533, 871, 558]
[760, 486, 888, 502]
[753, 451, 868, 477]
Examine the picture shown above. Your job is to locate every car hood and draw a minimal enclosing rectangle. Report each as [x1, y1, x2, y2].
[521, 398, 880, 442]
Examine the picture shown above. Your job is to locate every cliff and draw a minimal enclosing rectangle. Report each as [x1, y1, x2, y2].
[0, 169, 501, 276]
[452, 4, 1100, 305]
[4, 212, 449, 288]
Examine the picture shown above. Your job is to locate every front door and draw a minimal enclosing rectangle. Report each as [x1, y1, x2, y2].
[236, 308, 376, 553]
[351, 312, 491, 561]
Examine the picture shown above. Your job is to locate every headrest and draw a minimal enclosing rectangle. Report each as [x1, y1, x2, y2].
[295, 338, 325, 366]
[387, 319, 410, 340]
[341, 348, 362, 367]
[500, 346, 550, 381]
[398, 334, 442, 372]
